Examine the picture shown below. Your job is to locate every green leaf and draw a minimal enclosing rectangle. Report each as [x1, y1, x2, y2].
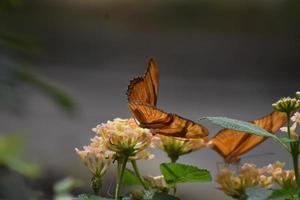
[204, 117, 274, 137]
[269, 187, 300, 199]
[0, 31, 41, 55]
[54, 194, 73, 200]
[203, 116, 288, 150]
[74, 194, 113, 200]
[246, 187, 272, 200]
[278, 137, 298, 144]
[0, 135, 24, 157]
[160, 163, 211, 185]
[17, 67, 75, 113]
[0, 0, 22, 14]
[54, 177, 82, 195]
[4, 156, 40, 178]
[0, 135, 40, 178]
[122, 168, 142, 186]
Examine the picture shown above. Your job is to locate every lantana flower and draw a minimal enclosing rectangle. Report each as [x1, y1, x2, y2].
[216, 163, 272, 199]
[291, 112, 300, 124]
[75, 135, 113, 193]
[91, 118, 153, 198]
[151, 135, 206, 162]
[272, 97, 300, 113]
[216, 161, 299, 199]
[280, 112, 300, 139]
[75, 135, 113, 175]
[93, 118, 153, 159]
[216, 169, 245, 199]
[265, 161, 296, 189]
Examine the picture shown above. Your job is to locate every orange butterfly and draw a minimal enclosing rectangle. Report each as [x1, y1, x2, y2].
[127, 58, 209, 139]
[209, 111, 287, 164]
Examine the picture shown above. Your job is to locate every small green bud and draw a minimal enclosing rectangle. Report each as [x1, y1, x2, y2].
[272, 97, 300, 113]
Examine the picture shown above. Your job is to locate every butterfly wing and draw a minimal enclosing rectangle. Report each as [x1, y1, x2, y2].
[127, 58, 159, 106]
[209, 129, 248, 160]
[210, 111, 287, 163]
[129, 102, 209, 139]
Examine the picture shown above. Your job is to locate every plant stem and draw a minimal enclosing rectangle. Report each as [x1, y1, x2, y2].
[292, 151, 300, 187]
[91, 173, 102, 195]
[287, 112, 291, 139]
[169, 153, 179, 163]
[169, 158, 177, 196]
[171, 157, 178, 163]
[287, 112, 300, 188]
[131, 160, 149, 190]
[173, 185, 177, 196]
[115, 156, 128, 200]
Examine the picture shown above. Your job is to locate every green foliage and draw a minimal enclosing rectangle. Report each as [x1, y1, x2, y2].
[269, 187, 300, 199]
[204, 117, 275, 137]
[0, 0, 22, 14]
[278, 137, 299, 144]
[246, 187, 272, 200]
[160, 163, 211, 186]
[0, 0, 75, 114]
[16, 67, 75, 113]
[74, 194, 112, 200]
[203, 116, 288, 150]
[54, 177, 82, 200]
[54, 177, 82, 195]
[122, 168, 142, 186]
[0, 31, 41, 55]
[0, 134, 39, 178]
[55, 195, 74, 200]
[0, 64, 75, 113]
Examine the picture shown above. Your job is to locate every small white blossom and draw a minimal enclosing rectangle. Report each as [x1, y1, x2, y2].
[75, 136, 113, 175]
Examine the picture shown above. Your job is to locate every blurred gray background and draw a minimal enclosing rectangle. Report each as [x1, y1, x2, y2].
[0, 0, 300, 199]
